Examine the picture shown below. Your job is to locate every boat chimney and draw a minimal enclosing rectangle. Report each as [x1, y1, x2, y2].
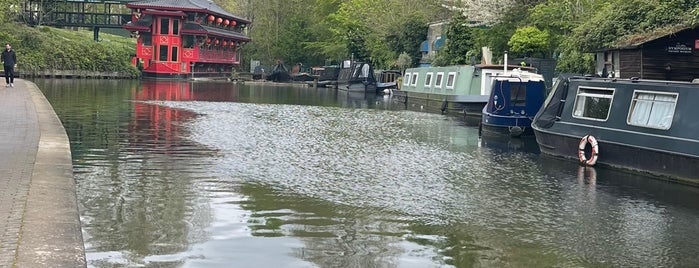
[503, 51, 508, 75]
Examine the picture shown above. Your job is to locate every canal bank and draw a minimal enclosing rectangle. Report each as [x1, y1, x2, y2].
[0, 79, 85, 267]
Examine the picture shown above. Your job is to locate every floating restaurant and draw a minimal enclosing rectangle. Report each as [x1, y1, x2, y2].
[123, 0, 251, 79]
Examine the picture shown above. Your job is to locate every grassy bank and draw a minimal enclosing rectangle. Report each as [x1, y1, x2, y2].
[0, 23, 139, 78]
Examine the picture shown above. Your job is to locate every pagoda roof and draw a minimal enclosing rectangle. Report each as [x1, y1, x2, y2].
[126, 0, 250, 23]
[124, 14, 153, 31]
[181, 23, 251, 41]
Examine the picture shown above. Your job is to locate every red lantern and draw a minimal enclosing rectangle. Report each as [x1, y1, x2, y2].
[205, 38, 211, 44]
[216, 17, 222, 24]
[222, 41, 227, 46]
[223, 19, 230, 26]
[231, 20, 237, 26]
[207, 15, 215, 22]
[214, 39, 219, 45]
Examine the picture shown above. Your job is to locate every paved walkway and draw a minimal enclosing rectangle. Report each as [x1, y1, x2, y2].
[0, 79, 85, 267]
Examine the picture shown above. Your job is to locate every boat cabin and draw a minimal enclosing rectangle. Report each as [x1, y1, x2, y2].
[123, 0, 251, 79]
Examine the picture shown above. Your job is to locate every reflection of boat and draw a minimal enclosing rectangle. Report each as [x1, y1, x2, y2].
[133, 80, 240, 102]
[479, 135, 540, 154]
[480, 69, 546, 137]
[337, 61, 377, 93]
[396, 64, 537, 125]
[335, 90, 376, 109]
[532, 75, 699, 184]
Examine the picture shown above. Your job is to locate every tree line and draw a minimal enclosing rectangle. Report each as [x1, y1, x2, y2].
[217, 0, 699, 74]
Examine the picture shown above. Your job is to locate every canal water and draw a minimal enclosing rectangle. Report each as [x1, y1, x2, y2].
[35, 79, 699, 268]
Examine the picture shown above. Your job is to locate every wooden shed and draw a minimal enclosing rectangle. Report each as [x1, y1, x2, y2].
[595, 25, 699, 82]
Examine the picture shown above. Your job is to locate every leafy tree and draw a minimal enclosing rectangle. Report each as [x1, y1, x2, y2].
[507, 26, 550, 58]
[433, 14, 478, 66]
[385, 15, 428, 67]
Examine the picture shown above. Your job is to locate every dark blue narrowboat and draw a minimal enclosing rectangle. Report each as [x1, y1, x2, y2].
[532, 75, 699, 185]
[480, 70, 546, 137]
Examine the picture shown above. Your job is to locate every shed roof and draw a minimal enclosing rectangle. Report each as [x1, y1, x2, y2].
[127, 0, 250, 23]
[604, 24, 696, 50]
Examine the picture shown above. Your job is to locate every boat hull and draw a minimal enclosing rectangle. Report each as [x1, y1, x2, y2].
[393, 90, 486, 125]
[338, 82, 377, 93]
[480, 114, 534, 137]
[534, 127, 699, 185]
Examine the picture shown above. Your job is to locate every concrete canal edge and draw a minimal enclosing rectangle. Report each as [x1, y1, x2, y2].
[14, 81, 86, 267]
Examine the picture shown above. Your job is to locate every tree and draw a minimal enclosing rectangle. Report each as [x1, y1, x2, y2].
[385, 15, 428, 67]
[507, 26, 550, 58]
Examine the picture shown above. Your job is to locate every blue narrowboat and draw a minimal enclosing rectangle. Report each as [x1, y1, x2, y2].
[480, 69, 546, 137]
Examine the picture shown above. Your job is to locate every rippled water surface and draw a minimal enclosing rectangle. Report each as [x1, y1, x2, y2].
[35, 79, 699, 268]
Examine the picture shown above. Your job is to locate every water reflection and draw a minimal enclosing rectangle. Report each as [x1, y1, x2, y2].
[32, 79, 699, 268]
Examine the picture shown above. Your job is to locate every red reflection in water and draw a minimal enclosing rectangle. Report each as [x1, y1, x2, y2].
[132, 81, 240, 102]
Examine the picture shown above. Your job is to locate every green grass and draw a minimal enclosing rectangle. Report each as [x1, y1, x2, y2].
[0, 23, 139, 77]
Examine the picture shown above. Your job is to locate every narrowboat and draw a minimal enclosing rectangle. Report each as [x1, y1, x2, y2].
[336, 61, 377, 93]
[396, 65, 536, 125]
[376, 70, 401, 93]
[480, 69, 546, 137]
[532, 75, 699, 184]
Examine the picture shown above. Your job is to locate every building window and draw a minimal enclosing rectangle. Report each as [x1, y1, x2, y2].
[510, 84, 526, 106]
[403, 73, 411, 86]
[142, 32, 152, 46]
[159, 45, 168, 61]
[410, 73, 419, 86]
[446, 72, 456, 89]
[424, 73, 433, 87]
[572, 87, 615, 121]
[171, 46, 178, 62]
[435, 72, 444, 88]
[627, 91, 677, 129]
[160, 18, 169, 35]
[172, 20, 179, 35]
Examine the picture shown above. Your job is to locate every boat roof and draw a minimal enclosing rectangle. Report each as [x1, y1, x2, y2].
[567, 76, 699, 86]
[127, 0, 250, 23]
[492, 69, 545, 82]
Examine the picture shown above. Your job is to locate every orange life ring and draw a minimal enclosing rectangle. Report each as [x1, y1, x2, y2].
[578, 135, 599, 166]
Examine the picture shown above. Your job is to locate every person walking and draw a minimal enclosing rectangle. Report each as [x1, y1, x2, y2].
[1, 43, 16, 87]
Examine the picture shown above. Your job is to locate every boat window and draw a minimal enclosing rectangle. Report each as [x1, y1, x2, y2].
[172, 19, 180, 35]
[435, 72, 444, 88]
[572, 86, 614, 121]
[158, 45, 168, 61]
[182, 35, 195, 48]
[424, 73, 433, 87]
[160, 18, 170, 35]
[510, 84, 526, 106]
[627, 90, 677, 130]
[446, 72, 456, 89]
[403, 73, 411, 86]
[141, 32, 152, 46]
[171, 46, 178, 62]
[410, 73, 419, 86]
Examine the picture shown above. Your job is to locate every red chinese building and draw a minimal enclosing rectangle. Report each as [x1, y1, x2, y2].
[123, 0, 251, 79]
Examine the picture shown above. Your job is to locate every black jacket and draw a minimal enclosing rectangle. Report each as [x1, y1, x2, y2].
[2, 49, 16, 66]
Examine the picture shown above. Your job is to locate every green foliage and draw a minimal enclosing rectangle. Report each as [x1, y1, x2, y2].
[385, 15, 428, 67]
[433, 14, 478, 66]
[507, 26, 550, 57]
[0, 24, 137, 76]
